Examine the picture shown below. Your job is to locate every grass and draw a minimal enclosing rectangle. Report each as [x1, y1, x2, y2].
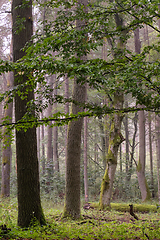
[1, 198, 160, 239]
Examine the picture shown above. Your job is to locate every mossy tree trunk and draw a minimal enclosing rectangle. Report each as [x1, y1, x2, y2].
[12, 0, 46, 227]
[100, 11, 125, 209]
[100, 92, 124, 209]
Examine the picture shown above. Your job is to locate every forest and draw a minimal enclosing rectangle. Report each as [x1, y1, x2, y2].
[0, 0, 160, 239]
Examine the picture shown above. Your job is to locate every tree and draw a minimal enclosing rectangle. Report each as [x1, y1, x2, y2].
[12, 0, 45, 227]
[1, 70, 13, 198]
[156, 115, 160, 204]
[63, 0, 88, 218]
[0, 0, 159, 214]
[99, 11, 125, 209]
[84, 93, 88, 203]
[134, 27, 151, 202]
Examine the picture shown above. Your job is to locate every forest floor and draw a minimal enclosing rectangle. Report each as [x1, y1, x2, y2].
[1, 198, 160, 240]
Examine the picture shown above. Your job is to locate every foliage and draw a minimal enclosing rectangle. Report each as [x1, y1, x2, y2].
[0, 0, 160, 131]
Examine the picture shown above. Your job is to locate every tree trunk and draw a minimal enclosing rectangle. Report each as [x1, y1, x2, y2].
[148, 113, 154, 198]
[84, 97, 88, 203]
[128, 112, 138, 181]
[41, 112, 45, 175]
[124, 99, 129, 179]
[99, 117, 107, 170]
[1, 71, 13, 198]
[65, 76, 69, 163]
[12, 0, 45, 227]
[155, 115, 160, 204]
[134, 27, 150, 202]
[47, 77, 53, 181]
[63, 77, 86, 218]
[137, 110, 150, 201]
[100, 11, 125, 209]
[63, 0, 87, 219]
[53, 80, 59, 172]
[100, 92, 124, 208]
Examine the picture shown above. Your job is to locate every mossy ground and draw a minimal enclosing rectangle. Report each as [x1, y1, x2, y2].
[1, 198, 160, 239]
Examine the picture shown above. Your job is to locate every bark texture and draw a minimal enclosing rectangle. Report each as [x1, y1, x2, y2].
[1, 71, 13, 198]
[84, 106, 88, 202]
[134, 28, 150, 201]
[53, 80, 59, 172]
[155, 115, 160, 204]
[63, 78, 86, 219]
[100, 11, 125, 209]
[63, 0, 87, 219]
[137, 110, 150, 201]
[99, 92, 124, 208]
[12, 0, 45, 227]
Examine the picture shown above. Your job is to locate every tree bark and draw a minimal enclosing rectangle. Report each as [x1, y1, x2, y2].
[84, 94, 88, 202]
[134, 27, 150, 202]
[12, 0, 45, 227]
[65, 75, 69, 163]
[148, 113, 154, 198]
[99, 92, 124, 208]
[155, 115, 160, 204]
[41, 112, 45, 175]
[53, 80, 59, 172]
[63, 0, 87, 219]
[99, 11, 125, 209]
[124, 99, 129, 179]
[137, 110, 150, 201]
[63, 77, 86, 218]
[47, 77, 53, 181]
[1, 71, 13, 198]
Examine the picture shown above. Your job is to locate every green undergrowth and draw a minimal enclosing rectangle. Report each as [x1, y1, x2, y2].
[1, 198, 160, 239]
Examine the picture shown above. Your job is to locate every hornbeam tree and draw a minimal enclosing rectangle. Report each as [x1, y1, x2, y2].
[12, 0, 45, 227]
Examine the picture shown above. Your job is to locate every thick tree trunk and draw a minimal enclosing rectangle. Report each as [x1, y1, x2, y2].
[63, 77, 86, 219]
[100, 92, 124, 208]
[12, 0, 45, 227]
[63, 0, 87, 219]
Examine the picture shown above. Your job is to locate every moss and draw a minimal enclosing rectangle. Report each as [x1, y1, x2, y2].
[143, 178, 151, 202]
[99, 169, 110, 209]
[107, 148, 116, 164]
[88, 202, 157, 213]
[2, 156, 9, 165]
[136, 160, 142, 172]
